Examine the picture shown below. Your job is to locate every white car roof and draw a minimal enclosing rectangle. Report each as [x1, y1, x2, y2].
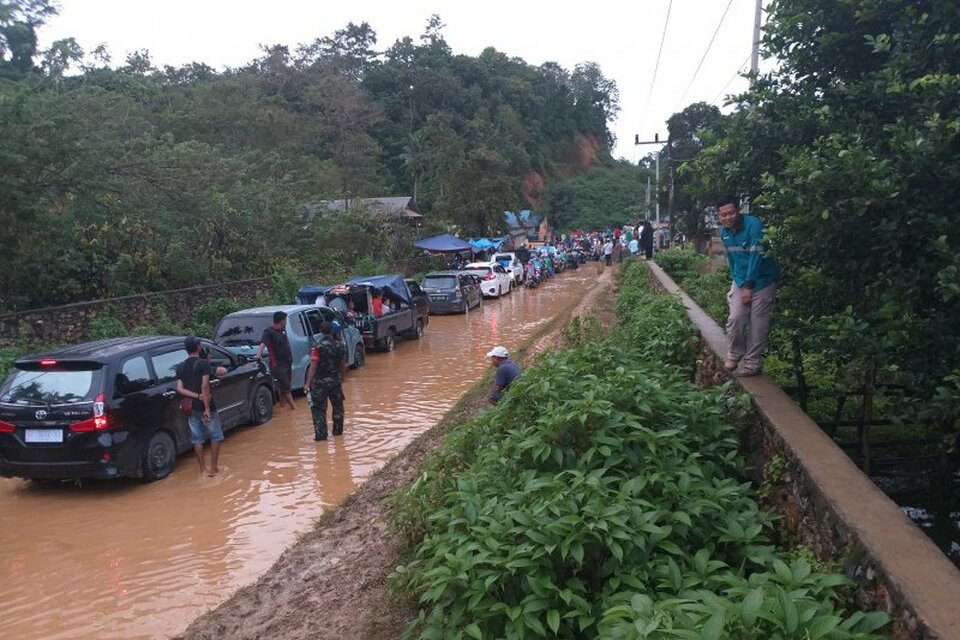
[464, 262, 496, 268]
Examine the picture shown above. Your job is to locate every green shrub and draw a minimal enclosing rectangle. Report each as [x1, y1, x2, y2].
[388, 258, 889, 639]
[192, 297, 246, 338]
[562, 314, 603, 347]
[86, 312, 128, 340]
[683, 263, 730, 324]
[616, 261, 698, 372]
[355, 255, 389, 277]
[654, 247, 708, 284]
[269, 264, 302, 304]
[0, 346, 19, 380]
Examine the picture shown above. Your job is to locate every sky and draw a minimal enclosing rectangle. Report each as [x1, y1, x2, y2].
[38, 0, 771, 161]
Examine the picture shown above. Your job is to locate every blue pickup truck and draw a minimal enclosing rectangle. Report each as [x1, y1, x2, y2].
[213, 304, 365, 390]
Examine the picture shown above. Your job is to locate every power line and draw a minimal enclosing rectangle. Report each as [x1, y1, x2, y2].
[637, 0, 674, 135]
[711, 52, 752, 104]
[674, 0, 737, 111]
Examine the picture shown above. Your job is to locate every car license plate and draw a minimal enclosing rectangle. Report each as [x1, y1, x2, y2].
[430, 295, 446, 300]
[25, 429, 63, 444]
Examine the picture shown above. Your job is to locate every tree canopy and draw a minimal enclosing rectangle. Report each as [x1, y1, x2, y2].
[0, 4, 619, 311]
[679, 0, 960, 425]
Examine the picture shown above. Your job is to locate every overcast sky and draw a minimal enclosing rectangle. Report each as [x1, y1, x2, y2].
[39, 0, 770, 161]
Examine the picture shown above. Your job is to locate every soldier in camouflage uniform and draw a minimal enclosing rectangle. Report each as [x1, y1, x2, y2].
[303, 321, 347, 441]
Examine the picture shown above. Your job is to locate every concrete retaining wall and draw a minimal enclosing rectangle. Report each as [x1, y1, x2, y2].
[646, 261, 960, 640]
[0, 272, 321, 349]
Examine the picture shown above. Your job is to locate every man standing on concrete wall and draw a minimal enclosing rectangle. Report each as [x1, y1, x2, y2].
[717, 195, 779, 376]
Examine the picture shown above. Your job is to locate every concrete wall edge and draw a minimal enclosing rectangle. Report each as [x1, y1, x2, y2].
[646, 260, 960, 639]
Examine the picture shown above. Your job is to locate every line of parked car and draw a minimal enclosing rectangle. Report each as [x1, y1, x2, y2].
[0, 253, 577, 485]
[0, 273, 434, 484]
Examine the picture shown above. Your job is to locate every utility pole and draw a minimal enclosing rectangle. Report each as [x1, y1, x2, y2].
[634, 133, 666, 224]
[751, 0, 762, 73]
[645, 175, 651, 218]
[667, 135, 675, 245]
[655, 152, 660, 223]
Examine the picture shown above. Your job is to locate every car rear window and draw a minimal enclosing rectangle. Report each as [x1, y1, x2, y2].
[423, 276, 458, 290]
[215, 315, 273, 346]
[0, 365, 102, 406]
[465, 268, 491, 277]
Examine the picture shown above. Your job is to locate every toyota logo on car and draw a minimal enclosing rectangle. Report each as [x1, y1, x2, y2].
[35, 409, 47, 420]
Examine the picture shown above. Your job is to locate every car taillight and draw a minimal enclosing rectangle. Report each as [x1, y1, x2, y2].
[69, 394, 116, 433]
[0, 420, 14, 433]
[483, 274, 496, 281]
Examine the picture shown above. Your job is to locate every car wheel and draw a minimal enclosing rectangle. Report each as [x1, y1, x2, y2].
[414, 320, 424, 339]
[384, 330, 396, 352]
[251, 385, 273, 425]
[141, 430, 176, 482]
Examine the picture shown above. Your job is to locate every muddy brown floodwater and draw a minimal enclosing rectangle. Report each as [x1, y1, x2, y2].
[0, 268, 595, 640]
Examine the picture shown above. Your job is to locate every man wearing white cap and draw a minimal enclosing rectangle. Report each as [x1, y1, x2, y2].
[487, 346, 521, 404]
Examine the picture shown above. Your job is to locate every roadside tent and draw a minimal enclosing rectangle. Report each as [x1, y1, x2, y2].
[413, 234, 472, 253]
[468, 237, 507, 253]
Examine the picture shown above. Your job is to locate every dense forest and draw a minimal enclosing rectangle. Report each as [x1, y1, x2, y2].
[0, 3, 628, 312]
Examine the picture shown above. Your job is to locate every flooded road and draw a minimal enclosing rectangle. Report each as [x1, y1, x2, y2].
[0, 268, 595, 640]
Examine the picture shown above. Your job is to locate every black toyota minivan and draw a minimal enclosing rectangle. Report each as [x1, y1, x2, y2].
[0, 336, 275, 482]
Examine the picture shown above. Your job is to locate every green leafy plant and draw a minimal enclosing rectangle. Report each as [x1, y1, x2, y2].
[86, 310, 128, 340]
[388, 259, 889, 639]
[191, 297, 246, 338]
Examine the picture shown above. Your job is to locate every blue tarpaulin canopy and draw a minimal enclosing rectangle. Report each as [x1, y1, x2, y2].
[295, 284, 334, 305]
[296, 274, 411, 305]
[413, 234, 472, 253]
[468, 237, 507, 252]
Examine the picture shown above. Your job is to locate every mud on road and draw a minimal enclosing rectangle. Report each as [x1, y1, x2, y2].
[178, 265, 618, 640]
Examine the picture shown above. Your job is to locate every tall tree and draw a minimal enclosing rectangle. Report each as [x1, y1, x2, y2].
[685, 0, 960, 422]
[664, 102, 722, 242]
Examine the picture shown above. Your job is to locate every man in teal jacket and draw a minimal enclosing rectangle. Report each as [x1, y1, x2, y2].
[717, 195, 779, 376]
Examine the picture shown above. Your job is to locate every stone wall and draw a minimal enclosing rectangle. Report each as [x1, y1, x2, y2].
[0, 272, 321, 349]
[646, 261, 960, 640]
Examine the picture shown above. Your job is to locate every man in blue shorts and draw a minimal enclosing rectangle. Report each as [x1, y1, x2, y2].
[177, 337, 224, 476]
[487, 346, 521, 404]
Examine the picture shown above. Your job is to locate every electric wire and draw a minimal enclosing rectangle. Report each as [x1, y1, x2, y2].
[637, 0, 674, 135]
[674, 0, 737, 111]
[711, 51, 753, 103]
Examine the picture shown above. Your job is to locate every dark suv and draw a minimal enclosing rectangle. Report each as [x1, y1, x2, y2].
[421, 271, 483, 314]
[0, 336, 275, 482]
